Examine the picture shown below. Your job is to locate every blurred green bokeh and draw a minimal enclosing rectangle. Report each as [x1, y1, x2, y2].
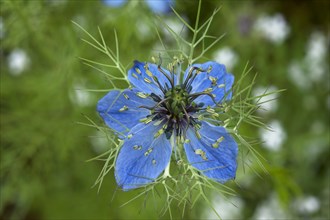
[1, 0, 329, 219]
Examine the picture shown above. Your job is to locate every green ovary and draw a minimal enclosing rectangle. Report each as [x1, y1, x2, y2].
[165, 86, 190, 118]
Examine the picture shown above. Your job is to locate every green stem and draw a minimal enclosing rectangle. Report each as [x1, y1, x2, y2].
[188, 0, 202, 64]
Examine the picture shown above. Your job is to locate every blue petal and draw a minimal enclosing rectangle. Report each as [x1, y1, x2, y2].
[184, 61, 234, 106]
[115, 121, 172, 190]
[145, 0, 173, 14]
[128, 61, 173, 96]
[97, 88, 155, 137]
[103, 0, 126, 7]
[183, 121, 238, 183]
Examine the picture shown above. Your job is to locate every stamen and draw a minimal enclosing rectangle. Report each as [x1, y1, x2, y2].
[203, 88, 213, 93]
[183, 66, 203, 89]
[207, 65, 212, 73]
[144, 148, 153, 156]
[133, 145, 142, 150]
[153, 119, 164, 126]
[119, 105, 128, 112]
[146, 69, 153, 77]
[152, 76, 166, 94]
[136, 92, 149, 99]
[208, 76, 217, 86]
[158, 65, 174, 89]
[195, 149, 208, 160]
[154, 128, 164, 138]
[218, 83, 225, 88]
[144, 78, 152, 84]
[132, 73, 138, 79]
[135, 67, 142, 75]
[139, 117, 152, 124]
[212, 136, 224, 148]
[123, 93, 129, 100]
[188, 92, 218, 105]
[195, 130, 201, 139]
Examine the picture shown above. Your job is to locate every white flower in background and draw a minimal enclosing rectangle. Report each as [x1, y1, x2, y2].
[0, 17, 4, 39]
[288, 31, 328, 90]
[162, 17, 188, 41]
[7, 49, 30, 76]
[213, 47, 238, 71]
[288, 61, 311, 91]
[69, 82, 95, 107]
[305, 32, 327, 82]
[254, 13, 290, 44]
[90, 130, 109, 154]
[253, 193, 290, 219]
[202, 196, 243, 219]
[259, 120, 286, 151]
[252, 85, 279, 113]
[136, 19, 153, 40]
[293, 196, 320, 215]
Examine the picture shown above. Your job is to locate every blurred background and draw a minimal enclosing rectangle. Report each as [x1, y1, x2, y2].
[1, 0, 329, 219]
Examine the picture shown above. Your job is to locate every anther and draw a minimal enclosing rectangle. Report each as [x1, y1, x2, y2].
[123, 93, 129, 100]
[144, 78, 152, 84]
[133, 145, 142, 150]
[136, 92, 149, 99]
[135, 67, 142, 74]
[119, 105, 128, 112]
[144, 148, 153, 156]
[195, 130, 201, 139]
[132, 73, 138, 79]
[207, 65, 212, 73]
[208, 76, 217, 86]
[154, 128, 164, 138]
[195, 149, 208, 160]
[203, 88, 213, 93]
[212, 136, 224, 148]
[140, 117, 152, 124]
[218, 84, 225, 88]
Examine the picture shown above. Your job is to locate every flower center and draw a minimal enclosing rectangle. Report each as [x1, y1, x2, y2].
[165, 85, 190, 118]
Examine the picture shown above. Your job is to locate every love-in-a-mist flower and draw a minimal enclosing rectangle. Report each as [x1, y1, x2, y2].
[97, 60, 238, 190]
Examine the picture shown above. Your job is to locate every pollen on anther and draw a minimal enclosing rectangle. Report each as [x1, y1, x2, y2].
[146, 69, 153, 77]
[119, 105, 128, 112]
[212, 136, 224, 148]
[144, 78, 152, 84]
[123, 93, 129, 100]
[144, 148, 153, 156]
[195, 149, 208, 160]
[207, 65, 213, 73]
[152, 159, 156, 165]
[204, 88, 213, 93]
[132, 73, 138, 79]
[139, 117, 152, 124]
[135, 67, 142, 74]
[133, 145, 142, 150]
[208, 76, 217, 86]
[136, 92, 148, 99]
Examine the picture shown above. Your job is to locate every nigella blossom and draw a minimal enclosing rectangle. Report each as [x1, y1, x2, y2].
[103, 0, 174, 14]
[97, 60, 238, 190]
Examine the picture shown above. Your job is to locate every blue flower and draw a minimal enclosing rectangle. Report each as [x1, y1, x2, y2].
[103, 0, 174, 14]
[97, 60, 238, 190]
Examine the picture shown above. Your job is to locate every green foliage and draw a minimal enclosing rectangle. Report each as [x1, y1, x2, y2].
[1, 0, 329, 220]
